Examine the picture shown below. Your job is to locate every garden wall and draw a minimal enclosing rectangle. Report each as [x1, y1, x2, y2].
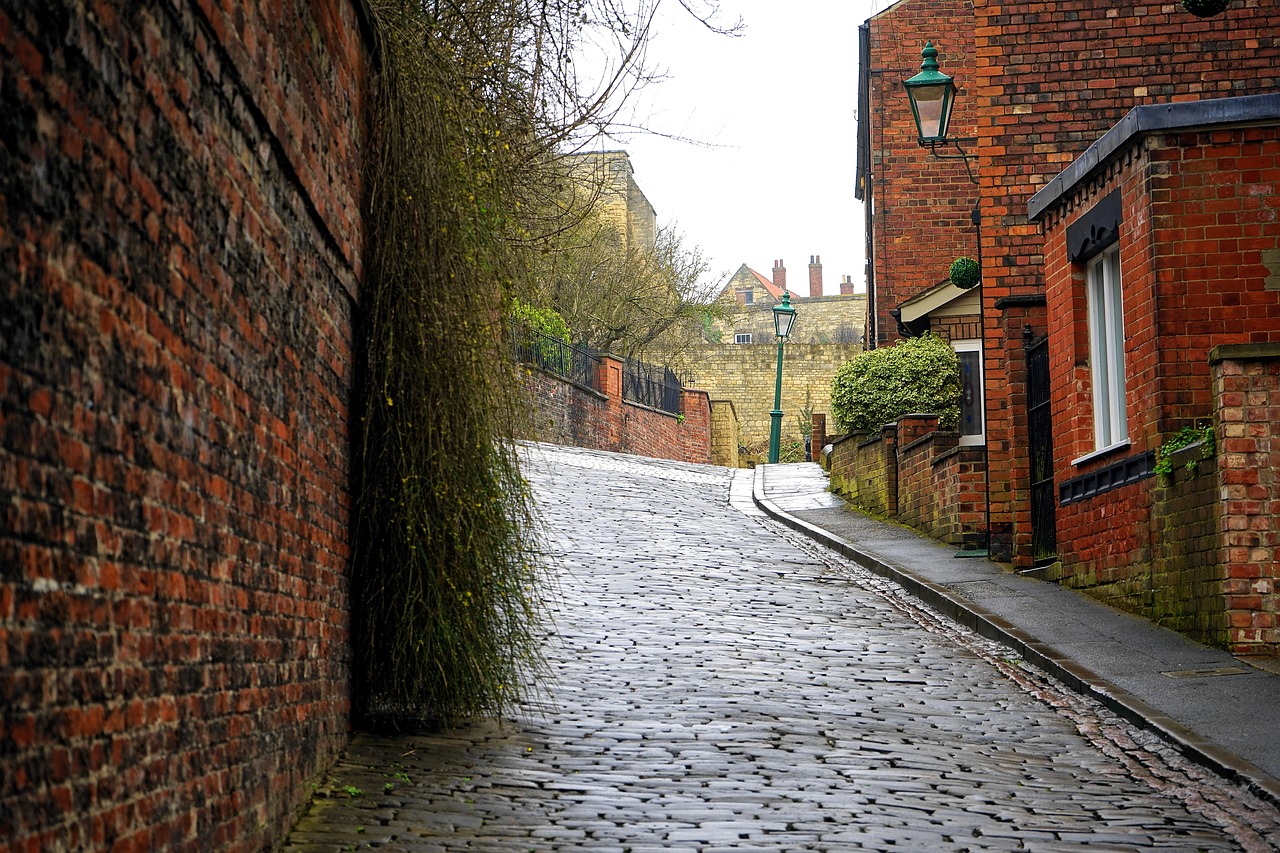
[1, 3, 370, 850]
[522, 355, 713, 465]
[827, 416, 986, 548]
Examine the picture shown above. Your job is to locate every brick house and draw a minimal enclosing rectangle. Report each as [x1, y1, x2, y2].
[855, 0, 1280, 648]
[1029, 95, 1280, 653]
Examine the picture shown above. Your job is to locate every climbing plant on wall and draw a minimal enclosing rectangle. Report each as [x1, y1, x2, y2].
[353, 1, 550, 727]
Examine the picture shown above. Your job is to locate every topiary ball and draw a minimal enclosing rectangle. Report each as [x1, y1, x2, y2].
[1182, 0, 1229, 16]
[949, 256, 981, 290]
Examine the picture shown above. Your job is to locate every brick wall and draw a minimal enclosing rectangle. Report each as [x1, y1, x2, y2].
[1212, 348, 1280, 655]
[828, 417, 986, 548]
[682, 342, 863, 457]
[1, 3, 369, 851]
[865, 0, 977, 350]
[973, 0, 1280, 564]
[1151, 445, 1225, 648]
[521, 357, 713, 465]
[827, 427, 897, 517]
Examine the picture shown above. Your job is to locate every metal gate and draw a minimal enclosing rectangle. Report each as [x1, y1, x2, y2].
[1026, 335, 1057, 563]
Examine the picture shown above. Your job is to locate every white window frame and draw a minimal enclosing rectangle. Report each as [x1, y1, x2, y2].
[1086, 245, 1128, 452]
[734, 332, 752, 345]
[952, 338, 985, 446]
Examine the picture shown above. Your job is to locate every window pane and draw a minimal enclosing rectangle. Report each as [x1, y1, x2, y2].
[958, 350, 983, 438]
[1087, 247, 1126, 448]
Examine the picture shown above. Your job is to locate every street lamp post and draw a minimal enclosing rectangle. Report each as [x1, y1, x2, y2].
[903, 41, 991, 557]
[767, 292, 797, 464]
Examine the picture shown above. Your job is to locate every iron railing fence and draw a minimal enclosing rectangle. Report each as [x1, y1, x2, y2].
[622, 357, 683, 415]
[511, 322, 600, 391]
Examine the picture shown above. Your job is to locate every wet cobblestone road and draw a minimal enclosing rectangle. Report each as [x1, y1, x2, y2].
[283, 446, 1280, 852]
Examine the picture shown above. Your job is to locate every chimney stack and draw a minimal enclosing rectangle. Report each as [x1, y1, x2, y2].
[808, 255, 823, 298]
[772, 259, 787, 295]
[840, 275, 856, 296]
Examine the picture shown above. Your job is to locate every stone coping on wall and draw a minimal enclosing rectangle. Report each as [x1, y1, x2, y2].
[1028, 93, 1280, 221]
[1208, 342, 1280, 364]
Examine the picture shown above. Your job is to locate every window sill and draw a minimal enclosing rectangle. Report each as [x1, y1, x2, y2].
[1071, 438, 1131, 468]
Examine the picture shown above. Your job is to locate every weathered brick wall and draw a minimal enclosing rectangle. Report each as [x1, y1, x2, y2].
[828, 417, 986, 547]
[866, 0, 977, 350]
[1, 3, 369, 851]
[827, 427, 897, 517]
[1212, 348, 1280, 655]
[521, 358, 713, 465]
[682, 343, 862, 456]
[1151, 445, 1225, 648]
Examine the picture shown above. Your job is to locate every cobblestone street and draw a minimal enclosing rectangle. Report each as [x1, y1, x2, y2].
[284, 446, 1280, 852]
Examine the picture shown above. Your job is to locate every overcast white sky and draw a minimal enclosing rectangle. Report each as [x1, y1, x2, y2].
[599, 0, 891, 296]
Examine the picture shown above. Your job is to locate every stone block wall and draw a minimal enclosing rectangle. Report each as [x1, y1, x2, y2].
[709, 400, 741, 469]
[0, 3, 369, 850]
[682, 343, 862, 457]
[717, 294, 866, 346]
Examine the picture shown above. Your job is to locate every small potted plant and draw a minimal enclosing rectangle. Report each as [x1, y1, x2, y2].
[949, 256, 981, 290]
[1182, 0, 1230, 17]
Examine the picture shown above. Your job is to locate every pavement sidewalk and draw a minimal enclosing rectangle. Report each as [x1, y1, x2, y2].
[752, 461, 1280, 809]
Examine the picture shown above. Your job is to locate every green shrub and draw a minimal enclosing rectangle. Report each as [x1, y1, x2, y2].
[949, 256, 981, 290]
[511, 298, 570, 342]
[829, 333, 961, 434]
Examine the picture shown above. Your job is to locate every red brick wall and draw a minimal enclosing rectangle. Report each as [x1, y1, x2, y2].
[972, 0, 1280, 564]
[1, 3, 369, 851]
[1039, 126, 1280, 596]
[522, 358, 713, 465]
[866, 0, 977, 350]
[828, 427, 898, 516]
[827, 418, 985, 547]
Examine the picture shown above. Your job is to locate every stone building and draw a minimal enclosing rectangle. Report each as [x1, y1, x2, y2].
[689, 256, 866, 461]
[561, 150, 658, 250]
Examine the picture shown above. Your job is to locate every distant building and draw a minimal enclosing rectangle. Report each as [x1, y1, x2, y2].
[560, 150, 657, 250]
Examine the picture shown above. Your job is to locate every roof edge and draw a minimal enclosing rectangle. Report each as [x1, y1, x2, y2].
[1028, 93, 1280, 222]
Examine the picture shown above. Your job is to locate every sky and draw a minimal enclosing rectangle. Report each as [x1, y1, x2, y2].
[598, 0, 891, 296]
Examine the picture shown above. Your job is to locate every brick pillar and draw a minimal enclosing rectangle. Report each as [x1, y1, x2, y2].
[1211, 345, 1280, 655]
[811, 413, 827, 465]
[809, 255, 823, 298]
[679, 388, 712, 464]
[772, 259, 787, 294]
[595, 355, 625, 450]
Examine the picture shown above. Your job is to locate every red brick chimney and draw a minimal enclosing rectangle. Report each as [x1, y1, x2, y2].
[840, 275, 856, 295]
[772, 259, 787, 294]
[808, 255, 823, 298]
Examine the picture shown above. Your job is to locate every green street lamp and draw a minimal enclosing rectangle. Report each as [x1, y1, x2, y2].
[767, 291, 797, 464]
[903, 41, 957, 146]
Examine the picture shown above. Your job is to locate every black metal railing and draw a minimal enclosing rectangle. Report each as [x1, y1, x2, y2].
[511, 322, 600, 391]
[622, 357, 683, 415]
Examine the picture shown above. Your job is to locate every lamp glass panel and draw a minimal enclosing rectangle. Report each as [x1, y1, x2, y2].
[912, 84, 948, 139]
[774, 309, 795, 339]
